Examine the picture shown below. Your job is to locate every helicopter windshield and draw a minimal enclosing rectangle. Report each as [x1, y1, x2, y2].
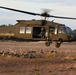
[66, 27, 73, 34]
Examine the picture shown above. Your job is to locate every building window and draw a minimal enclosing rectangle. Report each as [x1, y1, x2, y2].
[26, 27, 32, 34]
[20, 27, 25, 34]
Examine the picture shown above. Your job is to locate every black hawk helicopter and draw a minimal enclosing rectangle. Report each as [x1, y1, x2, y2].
[0, 6, 76, 48]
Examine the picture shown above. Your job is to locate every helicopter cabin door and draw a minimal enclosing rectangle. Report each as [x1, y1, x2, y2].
[33, 27, 46, 39]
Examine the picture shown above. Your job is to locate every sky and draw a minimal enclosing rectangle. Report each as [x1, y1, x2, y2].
[0, 0, 76, 29]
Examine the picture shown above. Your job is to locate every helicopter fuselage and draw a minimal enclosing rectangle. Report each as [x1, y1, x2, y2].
[0, 20, 75, 48]
[0, 6, 76, 48]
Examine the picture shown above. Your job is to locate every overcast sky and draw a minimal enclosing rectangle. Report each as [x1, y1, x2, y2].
[0, 0, 76, 29]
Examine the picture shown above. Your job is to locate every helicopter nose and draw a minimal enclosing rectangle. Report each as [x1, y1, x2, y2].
[74, 34, 76, 41]
[70, 33, 76, 41]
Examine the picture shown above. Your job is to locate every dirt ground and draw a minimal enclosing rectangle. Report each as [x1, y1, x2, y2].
[0, 41, 76, 75]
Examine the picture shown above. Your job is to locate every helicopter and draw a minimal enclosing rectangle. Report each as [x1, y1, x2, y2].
[0, 6, 76, 48]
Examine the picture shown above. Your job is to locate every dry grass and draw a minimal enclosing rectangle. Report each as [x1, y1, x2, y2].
[0, 41, 76, 75]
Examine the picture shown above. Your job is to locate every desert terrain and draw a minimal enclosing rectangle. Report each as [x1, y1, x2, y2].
[0, 41, 76, 75]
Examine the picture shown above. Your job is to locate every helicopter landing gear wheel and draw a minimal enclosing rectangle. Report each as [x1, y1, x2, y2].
[55, 43, 61, 48]
[55, 41, 62, 48]
[45, 41, 51, 47]
[55, 39, 63, 48]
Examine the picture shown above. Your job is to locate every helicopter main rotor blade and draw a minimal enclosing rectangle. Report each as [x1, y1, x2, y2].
[49, 15, 76, 20]
[0, 6, 40, 16]
[0, 6, 76, 20]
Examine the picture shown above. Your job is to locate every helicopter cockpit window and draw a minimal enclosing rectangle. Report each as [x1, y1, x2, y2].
[26, 27, 32, 34]
[20, 27, 25, 34]
[50, 27, 55, 34]
[59, 27, 65, 33]
[49, 27, 58, 35]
